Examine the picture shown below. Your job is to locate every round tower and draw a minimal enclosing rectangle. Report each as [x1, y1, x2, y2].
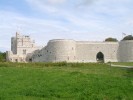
[119, 40, 133, 62]
[46, 39, 76, 62]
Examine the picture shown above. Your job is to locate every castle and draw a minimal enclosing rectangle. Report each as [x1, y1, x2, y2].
[6, 32, 42, 62]
[6, 32, 133, 63]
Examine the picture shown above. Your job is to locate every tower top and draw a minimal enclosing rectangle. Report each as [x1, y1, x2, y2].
[16, 32, 20, 37]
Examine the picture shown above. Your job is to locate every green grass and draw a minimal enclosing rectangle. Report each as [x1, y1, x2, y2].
[0, 62, 133, 100]
[112, 62, 133, 66]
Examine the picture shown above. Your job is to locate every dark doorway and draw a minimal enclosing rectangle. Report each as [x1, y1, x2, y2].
[96, 52, 104, 63]
[29, 58, 32, 62]
[15, 59, 18, 62]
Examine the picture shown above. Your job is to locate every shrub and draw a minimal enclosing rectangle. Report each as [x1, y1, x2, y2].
[105, 37, 118, 42]
[122, 35, 133, 41]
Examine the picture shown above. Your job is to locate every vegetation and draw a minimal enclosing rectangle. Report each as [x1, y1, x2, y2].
[122, 35, 133, 41]
[105, 37, 118, 42]
[0, 52, 6, 62]
[113, 62, 133, 66]
[0, 62, 133, 100]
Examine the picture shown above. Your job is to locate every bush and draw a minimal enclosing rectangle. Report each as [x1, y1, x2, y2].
[105, 37, 118, 42]
[0, 52, 6, 62]
[122, 35, 133, 41]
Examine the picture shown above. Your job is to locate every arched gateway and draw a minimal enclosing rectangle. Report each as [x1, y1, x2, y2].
[96, 52, 104, 62]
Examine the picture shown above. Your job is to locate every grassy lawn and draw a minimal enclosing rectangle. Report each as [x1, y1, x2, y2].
[0, 62, 133, 100]
[112, 62, 133, 66]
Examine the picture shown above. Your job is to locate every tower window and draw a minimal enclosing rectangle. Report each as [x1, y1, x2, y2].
[72, 47, 74, 50]
[23, 49, 26, 55]
[68, 56, 69, 60]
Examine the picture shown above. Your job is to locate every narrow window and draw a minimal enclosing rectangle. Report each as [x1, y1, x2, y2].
[23, 49, 26, 55]
[68, 56, 69, 60]
[72, 47, 74, 50]
[74, 56, 76, 60]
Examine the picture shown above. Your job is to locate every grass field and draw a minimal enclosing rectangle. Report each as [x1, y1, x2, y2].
[112, 62, 133, 66]
[0, 62, 133, 100]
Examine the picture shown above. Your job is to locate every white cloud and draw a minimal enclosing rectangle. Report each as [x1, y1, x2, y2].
[1, 0, 133, 52]
[0, 10, 71, 51]
[25, 0, 119, 34]
[26, 0, 66, 13]
[33, 1, 133, 33]
[48, 0, 66, 4]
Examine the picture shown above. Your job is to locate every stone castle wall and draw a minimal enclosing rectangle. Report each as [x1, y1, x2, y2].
[32, 39, 76, 62]
[6, 32, 42, 62]
[7, 33, 133, 63]
[118, 40, 133, 62]
[32, 39, 119, 63]
[76, 41, 118, 62]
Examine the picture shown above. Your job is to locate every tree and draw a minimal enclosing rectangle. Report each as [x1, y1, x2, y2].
[122, 35, 133, 41]
[105, 37, 118, 42]
[0, 52, 6, 62]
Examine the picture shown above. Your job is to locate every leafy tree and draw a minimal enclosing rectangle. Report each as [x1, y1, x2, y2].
[0, 52, 6, 62]
[105, 37, 118, 42]
[122, 35, 133, 41]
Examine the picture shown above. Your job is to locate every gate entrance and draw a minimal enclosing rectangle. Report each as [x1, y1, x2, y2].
[96, 52, 104, 63]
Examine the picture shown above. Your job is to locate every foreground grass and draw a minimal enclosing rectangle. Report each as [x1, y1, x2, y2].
[0, 62, 133, 100]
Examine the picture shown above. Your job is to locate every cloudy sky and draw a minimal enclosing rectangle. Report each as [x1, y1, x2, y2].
[0, 0, 133, 52]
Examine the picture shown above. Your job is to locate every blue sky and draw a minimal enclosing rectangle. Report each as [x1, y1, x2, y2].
[1, 0, 133, 52]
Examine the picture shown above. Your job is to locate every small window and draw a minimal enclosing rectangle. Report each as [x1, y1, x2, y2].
[68, 56, 69, 60]
[23, 49, 26, 55]
[74, 56, 76, 60]
[72, 47, 74, 50]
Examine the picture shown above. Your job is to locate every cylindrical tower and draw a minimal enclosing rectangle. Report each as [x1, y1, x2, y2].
[119, 40, 133, 62]
[46, 39, 76, 62]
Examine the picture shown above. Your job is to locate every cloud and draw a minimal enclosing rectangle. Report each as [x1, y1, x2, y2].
[0, 10, 71, 51]
[25, 0, 116, 34]
[1, 0, 133, 52]
[48, 0, 66, 5]
[76, 0, 97, 7]
[26, 0, 67, 13]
